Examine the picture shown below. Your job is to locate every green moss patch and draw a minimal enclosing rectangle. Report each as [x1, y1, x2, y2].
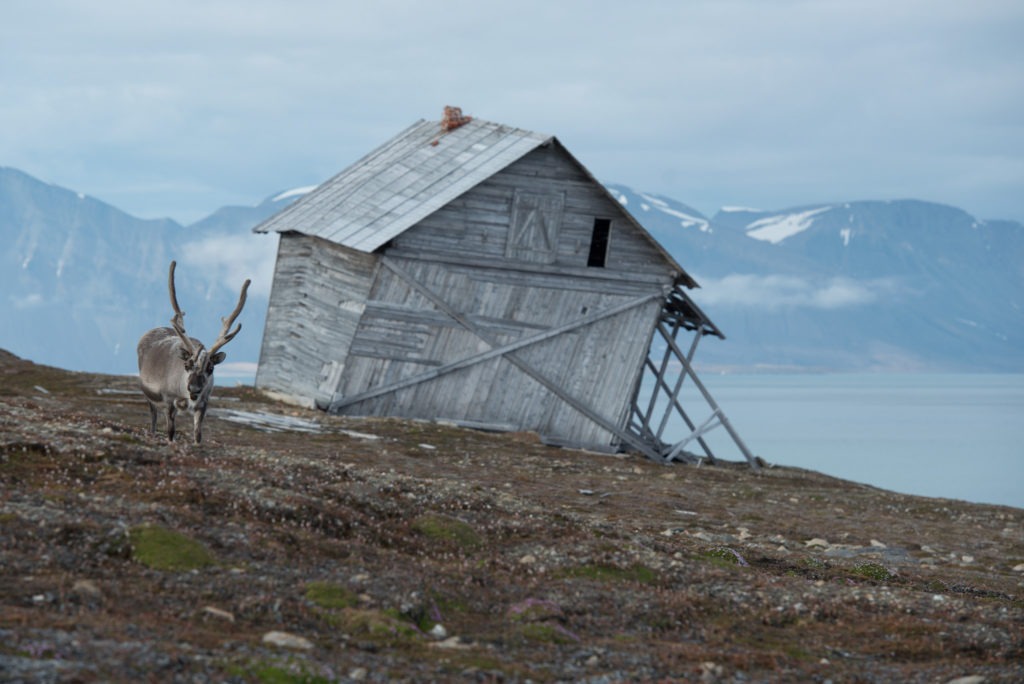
[518, 622, 580, 644]
[303, 581, 358, 610]
[331, 608, 421, 643]
[228, 659, 331, 684]
[850, 562, 893, 582]
[559, 563, 657, 584]
[129, 524, 216, 572]
[411, 513, 481, 551]
[700, 547, 749, 568]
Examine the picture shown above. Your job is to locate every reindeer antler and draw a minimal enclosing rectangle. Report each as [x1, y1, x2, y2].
[207, 277, 251, 357]
[168, 260, 197, 356]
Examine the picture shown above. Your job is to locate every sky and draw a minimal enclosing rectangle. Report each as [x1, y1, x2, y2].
[2, 0, 1022, 225]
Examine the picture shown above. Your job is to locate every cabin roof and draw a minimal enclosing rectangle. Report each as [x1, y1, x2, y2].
[254, 115, 695, 287]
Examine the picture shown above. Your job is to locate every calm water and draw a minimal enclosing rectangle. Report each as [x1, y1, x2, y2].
[676, 374, 1024, 509]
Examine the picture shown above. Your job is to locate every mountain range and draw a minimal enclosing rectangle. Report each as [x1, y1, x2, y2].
[1, 165, 1021, 376]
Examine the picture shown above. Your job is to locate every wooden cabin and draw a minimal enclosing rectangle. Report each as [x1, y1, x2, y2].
[253, 111, 754, 464]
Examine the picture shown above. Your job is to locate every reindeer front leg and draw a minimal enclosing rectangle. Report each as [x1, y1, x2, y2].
[165, 403, 177, 442]
[192, 405, 207, 445]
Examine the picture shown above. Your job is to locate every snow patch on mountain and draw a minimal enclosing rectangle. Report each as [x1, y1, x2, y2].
[641, 193, 711, 232]
[746, 206, 832, 244]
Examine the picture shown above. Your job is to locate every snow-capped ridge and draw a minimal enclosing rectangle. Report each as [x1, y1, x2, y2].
[745, 206, 833, 244]
[639, 192, 711, 232]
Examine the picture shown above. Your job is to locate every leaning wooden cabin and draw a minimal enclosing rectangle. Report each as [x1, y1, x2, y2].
[253, 110, 755, 465]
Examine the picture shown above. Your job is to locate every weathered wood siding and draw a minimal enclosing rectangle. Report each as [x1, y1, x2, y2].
[385, 142, 673, 275]
[255, 233, 377, 406]
[333, 256, 666, 448]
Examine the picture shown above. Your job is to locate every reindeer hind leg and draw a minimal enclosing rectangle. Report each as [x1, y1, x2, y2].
[147, 401, 158, 435]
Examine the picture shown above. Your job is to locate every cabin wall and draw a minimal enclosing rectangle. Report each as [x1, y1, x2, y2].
[255, 233, 377, 406]
[255, 141, 681, 448]
[334, 256, 666, 448]
[386, 143, 675, 278]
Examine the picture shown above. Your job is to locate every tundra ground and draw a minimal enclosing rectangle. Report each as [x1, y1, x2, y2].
[1, 349, 1022, 682]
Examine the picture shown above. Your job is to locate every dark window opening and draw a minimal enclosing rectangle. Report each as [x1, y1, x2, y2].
[587, 218, 611, 267]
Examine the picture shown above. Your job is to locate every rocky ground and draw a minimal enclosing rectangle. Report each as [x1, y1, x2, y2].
[1, 348, 1022, 683]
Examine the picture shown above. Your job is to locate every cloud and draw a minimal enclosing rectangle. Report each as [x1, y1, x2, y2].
[1, 1, 1021, 222]
[11, 293, 45, 310]
[695, 274, 887, 310]
[180, 234, 277, 298]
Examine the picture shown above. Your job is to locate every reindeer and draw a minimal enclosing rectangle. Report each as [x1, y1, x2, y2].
[137, 261, 250, 444]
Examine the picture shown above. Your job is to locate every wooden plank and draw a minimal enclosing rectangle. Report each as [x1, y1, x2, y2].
[255, 235, 377, 404]
[379, 258, 664, 457]
[329, 264, 661, 413]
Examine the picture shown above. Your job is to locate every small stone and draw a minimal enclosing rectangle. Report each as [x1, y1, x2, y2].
[945, 676, 986, 684]
[1012, 563, 1024, 573]
[921, 545, 937, 554]
[700, 661, 724, 681]
[961, 555, 975, 564]
[261, 630, 314, 650]
[869, 539, 887, 549]
[737, 527, 752, 540]
[71, 579, 103, 600]
[348, 667, 367, 681]
[518, 554, 537, 565]
[804, 538, 830, 548]
[202, 606, 235, 623]
[585, 655, 600, 667]
[430, 636, 470, 650]
[429, 623, 448, 640]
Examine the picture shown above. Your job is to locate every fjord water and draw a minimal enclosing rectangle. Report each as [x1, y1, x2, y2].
[684, 374, 1024, 509]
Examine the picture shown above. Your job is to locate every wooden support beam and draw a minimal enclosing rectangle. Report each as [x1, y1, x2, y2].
[665, 409, 722, 463]
[640, 316, 681, 434]
[657, 322, 759, 469]
[656, 329, 701, 440]
[638, 352, 717, 464]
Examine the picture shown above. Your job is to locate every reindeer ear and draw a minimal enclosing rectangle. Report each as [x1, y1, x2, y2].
[211, 351, 227, 366]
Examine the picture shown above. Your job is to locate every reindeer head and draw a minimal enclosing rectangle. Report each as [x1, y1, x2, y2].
[168, 260, 250, 403]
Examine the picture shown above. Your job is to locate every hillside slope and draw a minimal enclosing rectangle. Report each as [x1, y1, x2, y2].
[2, 351, 1022, 681]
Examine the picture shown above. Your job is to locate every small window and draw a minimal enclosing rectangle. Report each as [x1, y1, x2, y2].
[587, 218, 611, 267]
